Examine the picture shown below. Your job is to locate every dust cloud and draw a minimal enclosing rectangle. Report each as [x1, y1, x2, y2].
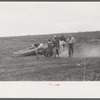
[59, 44, 100, 58]
[59, 47, 69, 57]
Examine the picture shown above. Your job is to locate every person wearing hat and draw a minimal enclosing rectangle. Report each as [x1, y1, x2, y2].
[67, 35, 75, 57]
[52, 35, 60, 58]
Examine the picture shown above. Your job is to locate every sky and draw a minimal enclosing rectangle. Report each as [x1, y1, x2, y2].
[0, 2, 100, 37]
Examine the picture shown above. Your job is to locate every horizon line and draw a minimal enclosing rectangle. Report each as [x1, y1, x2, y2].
[0, 30, 100, 38]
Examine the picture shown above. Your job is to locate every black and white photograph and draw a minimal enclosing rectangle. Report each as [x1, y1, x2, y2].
[0, 2, 100, 81]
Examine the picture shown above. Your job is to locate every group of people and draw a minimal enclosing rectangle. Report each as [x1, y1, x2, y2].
[46, 34, 75, 58]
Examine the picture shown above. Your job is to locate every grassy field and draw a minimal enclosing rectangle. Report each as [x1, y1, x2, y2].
[0, 31, 100, 81]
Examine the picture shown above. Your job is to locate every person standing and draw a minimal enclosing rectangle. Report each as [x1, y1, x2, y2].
[52, 35, 60, 58]
[67, 35, 75, 57]
[47, 39, 53, 57]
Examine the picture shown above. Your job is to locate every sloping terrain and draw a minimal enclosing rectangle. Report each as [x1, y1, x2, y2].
[0, 31, 100, 81]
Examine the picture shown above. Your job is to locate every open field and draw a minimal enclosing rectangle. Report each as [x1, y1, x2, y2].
[0, 31, 100, 81]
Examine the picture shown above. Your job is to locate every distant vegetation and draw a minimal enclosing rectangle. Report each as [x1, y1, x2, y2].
[0, 31, 100, 43]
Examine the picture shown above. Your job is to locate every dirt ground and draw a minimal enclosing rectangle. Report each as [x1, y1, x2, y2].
[0, 36, 100, 81]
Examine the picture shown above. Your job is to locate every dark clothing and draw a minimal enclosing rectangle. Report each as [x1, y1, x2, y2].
[48, 42, 53, 49]
[56, 47, 59, 55]
[68, 43, 74, 57]
[56, 37, 60, 44]
[52, 38, 59, 48]
[52, 37, 60, 57]
[67, 36, 75, 57]
[53, 47, 59, 58]
[34, 43, 39, 47]
[59, 36, 66, 42]
[47, 42, 53, 57]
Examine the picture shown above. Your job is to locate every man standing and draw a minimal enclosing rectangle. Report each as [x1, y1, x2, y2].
[52, 35, 60, 58]
[47, 39, 53, 57]
[67, 35, 75, 57]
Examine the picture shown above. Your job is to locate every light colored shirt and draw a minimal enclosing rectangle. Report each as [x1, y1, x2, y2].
[59, 40, 66, 45]
[67, 37, 75, 44]
[38, 43, 44, 48]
